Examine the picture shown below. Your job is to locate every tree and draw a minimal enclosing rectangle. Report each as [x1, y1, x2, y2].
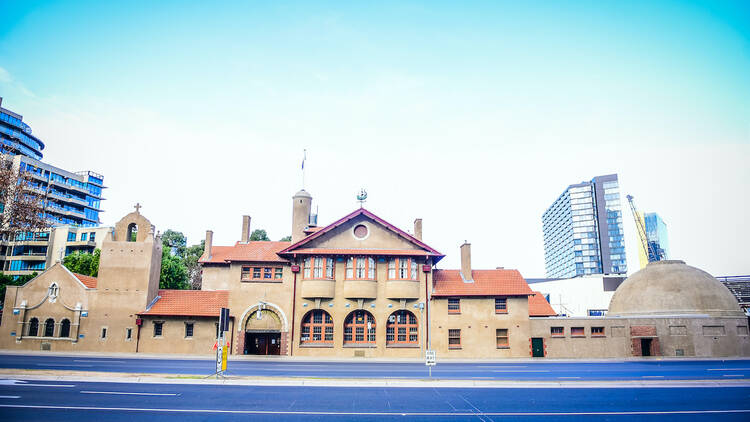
[159, 248, 189, 290]
[63, 249, 101, 276]
[249, 229, 270, 241]
[184, 240, 205, 290]
[0, 272, 37, 306]
[279, 235, 292, 241]
[0, 154, 48, 239]
[161, 229, 187, 257]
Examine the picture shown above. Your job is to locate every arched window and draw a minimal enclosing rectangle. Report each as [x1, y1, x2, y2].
[59, 319, 71, 338]
[44, 318, 55, 337]
[27, 318, 39, 336]
[386, 310, 418, 345]
[343, 310, 376, 345]
[300, 310, 333, 344]
[127, 223, 138, 242]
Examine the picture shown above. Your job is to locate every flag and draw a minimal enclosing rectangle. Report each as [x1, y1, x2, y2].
[301, 149, 306, 170]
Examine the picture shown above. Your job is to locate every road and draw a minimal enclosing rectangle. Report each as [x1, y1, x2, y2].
[1, 353, 749, 381]
[0, 379, 748, 421]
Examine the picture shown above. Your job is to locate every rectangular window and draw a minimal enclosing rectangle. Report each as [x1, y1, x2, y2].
[496, 328, 509, 348]
[101, 327, 107, 339]
[448, 298, 460, 314]
[346, 257, 375, 280]
[81, 233, 87, 241]
[243, 266, 282, 282]
[303, 257, 311, 279]
[388, 258, 419, 280]
[448, 329, 461, 348]
[154, 322, 163, 337]
[126, 328, 132, 340]
[89, 232, 96, 242]
[551, 327, 564, 337]
[313, 257, 323, 278]
[325, 258, 334, 278]
[305, 257, 333, 279]
[241, 266, 251, 281]
[67, 232, 76, 241]
[253, 267, 261, 279]
[275, 268, 283, 279]
[571, 327, 585, 337]
[185, 323, 194, 338]
[388, 259, 395, 279]
[263, 268, 272, 279]
[495, 298, 507, 313]
[591, 327, 605, 337]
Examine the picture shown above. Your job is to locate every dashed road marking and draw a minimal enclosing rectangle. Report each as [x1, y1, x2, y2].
[0, 396, 20, 399]
[80, 391, 179, 396]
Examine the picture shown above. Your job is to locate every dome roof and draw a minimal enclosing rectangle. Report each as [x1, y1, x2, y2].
[293, 189, 312, 199]
[608, 260, 742, 317]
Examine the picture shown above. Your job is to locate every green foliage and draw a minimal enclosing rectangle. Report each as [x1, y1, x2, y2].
[184, 240, 205, 290]
[279, 235, 292, 241]
[159, 248, 189, 290]
[0, 272, 37, 305]
[162, 229, 187, 257]
[249, 229, 270, 241]
[63, 249, 101, 277]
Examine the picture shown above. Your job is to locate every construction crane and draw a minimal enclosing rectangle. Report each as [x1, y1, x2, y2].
[626, 195, 662, 263]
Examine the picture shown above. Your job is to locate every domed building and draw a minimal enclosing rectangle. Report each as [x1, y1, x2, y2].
[530, 260, 750, 358]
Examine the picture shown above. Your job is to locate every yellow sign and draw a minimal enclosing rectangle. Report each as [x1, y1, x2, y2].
[221, 346, 228, 371]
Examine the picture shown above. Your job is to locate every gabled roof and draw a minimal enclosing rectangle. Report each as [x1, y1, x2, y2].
[199, 241, 290, 264]
[528, 291, 557, 316]
[73, 273, 98, 289]
[278, 208, 444, 261]
[432, 269, 533, 297]
[140, 290, 229, 317]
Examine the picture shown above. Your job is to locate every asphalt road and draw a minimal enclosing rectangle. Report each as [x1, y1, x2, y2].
[0, 379, 748, 421]
[1, 353, 749, 381]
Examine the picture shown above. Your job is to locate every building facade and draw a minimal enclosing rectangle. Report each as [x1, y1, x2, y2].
[543, 174, 627, 278]
[637, 212, 670, 268]
[0, 98, 106, 276]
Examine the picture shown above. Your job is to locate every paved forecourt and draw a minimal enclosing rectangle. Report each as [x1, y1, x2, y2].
[0, 353, 749, 381]
[0, 379, 749, 421]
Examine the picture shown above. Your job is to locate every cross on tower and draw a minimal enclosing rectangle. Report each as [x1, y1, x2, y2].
[134, 203, 142, 213]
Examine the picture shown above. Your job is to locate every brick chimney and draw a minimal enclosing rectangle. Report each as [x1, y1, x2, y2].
[460, 241, 472, 282]
[205, 230, 213, 260]
[414, 218, 423, 240]
[241, 215, 251, 243]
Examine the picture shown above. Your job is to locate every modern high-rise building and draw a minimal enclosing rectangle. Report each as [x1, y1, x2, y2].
[0, 98, 106, 275]
[542, 174, 627, 278]
[637, 212, 669, 268]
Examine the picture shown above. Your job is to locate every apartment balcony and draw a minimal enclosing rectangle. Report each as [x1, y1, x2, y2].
[300, 279, 335, 299]
[27, 172, 48, 182]
[66, 241, 97, 248]
[9, 254, 47, 261]
[49, 179, 89, 195]
[385, 280, 421, 300]
[343, 280, 377, 299]
[48, 191, 88, 207]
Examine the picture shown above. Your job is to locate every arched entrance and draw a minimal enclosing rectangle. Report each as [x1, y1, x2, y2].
[244, 309, 282, 355]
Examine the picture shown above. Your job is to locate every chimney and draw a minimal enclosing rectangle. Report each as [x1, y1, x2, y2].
[241, 215, 251, 243]
[460, 241, 472, 282]
[205, 230, 213, 260]
[413, 218, 423, 240]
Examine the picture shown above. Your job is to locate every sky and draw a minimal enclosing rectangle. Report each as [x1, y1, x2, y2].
[0, 1, 748, 277]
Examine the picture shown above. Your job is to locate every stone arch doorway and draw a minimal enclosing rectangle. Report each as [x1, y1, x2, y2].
[244, 309, 282, 355]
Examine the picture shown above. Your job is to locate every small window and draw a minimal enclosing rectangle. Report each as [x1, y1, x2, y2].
[253, 268, 261, 279]
[126, 328, 132, 340]
[591, 327, 605, 337]
[154, 322, 163, 337]
[448, 329, 461, 348]
[571, 327, 585, 337]
[263, 268, 272, 279]
[81, 233, 87, 241]
[185, 323, 194, 338]
[241, 266, 251, 281]
[89, 232, 96, 242]
[495, 298, 507, 313]
[551, 327, 564, 337]
[274, 268, 283, 279]
[448, 298, 460, 314]
[496, 329, 509, 348]
[67, 232, 76, 242]
[101, 327, 107, 339]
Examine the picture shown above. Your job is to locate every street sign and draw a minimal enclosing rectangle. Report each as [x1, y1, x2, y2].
[425, 350, 436, 366]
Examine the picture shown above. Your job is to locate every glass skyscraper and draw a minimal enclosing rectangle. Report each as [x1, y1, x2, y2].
[637, 212, 669, 268]
[542, 174, 627, 278]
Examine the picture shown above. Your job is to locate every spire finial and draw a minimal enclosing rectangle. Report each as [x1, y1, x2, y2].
[357, 188, 368, 208]
[134, 203, 142, 213]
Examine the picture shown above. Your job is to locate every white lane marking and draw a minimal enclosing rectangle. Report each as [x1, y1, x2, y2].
[35, 364, 93, 367]
[723, 375, 744, 377]
[0, 404, 748, 416]
[81, 391, 179, 396]
[0, 396, 20, 399]
[477, 366, 527, 369]
[492, 370, 550, 373]
[708, 368, 750, 371]
[13, 384, 75, 388]
[642, 376, 664, 378]
[0, 380, 27, 385]
[73, 360, 127, 364]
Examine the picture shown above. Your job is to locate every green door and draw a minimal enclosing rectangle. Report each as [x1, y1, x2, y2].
[531, 338, 544, 357]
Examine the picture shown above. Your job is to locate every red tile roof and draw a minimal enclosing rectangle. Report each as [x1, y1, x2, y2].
[432, 269, 533, 297]
[291, 248, 432, 256]
[278, 208, 444, 261]
[528, 291, 557, 316]
[199, 241, 290, 264]
[140, 290, 229, 317]
[73, 273, 97, 289]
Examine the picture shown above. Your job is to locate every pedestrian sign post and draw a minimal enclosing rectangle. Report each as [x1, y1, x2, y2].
[209, 307, 230, 379]
[425, 350, 436, 377]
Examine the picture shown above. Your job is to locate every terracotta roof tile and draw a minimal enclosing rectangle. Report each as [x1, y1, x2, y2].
[432, 269, 533, 297]
[529, 291, 557, 316]
[291, 248, 431, 256]
[200, 241, 290, 264]
[73, 273, 97, 289]
[141, 290, 229, 317]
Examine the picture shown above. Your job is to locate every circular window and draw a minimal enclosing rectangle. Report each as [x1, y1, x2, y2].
[353, 224, 368, 239]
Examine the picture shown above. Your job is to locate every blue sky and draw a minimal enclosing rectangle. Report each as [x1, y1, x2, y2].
[1, 1, 748, 276]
